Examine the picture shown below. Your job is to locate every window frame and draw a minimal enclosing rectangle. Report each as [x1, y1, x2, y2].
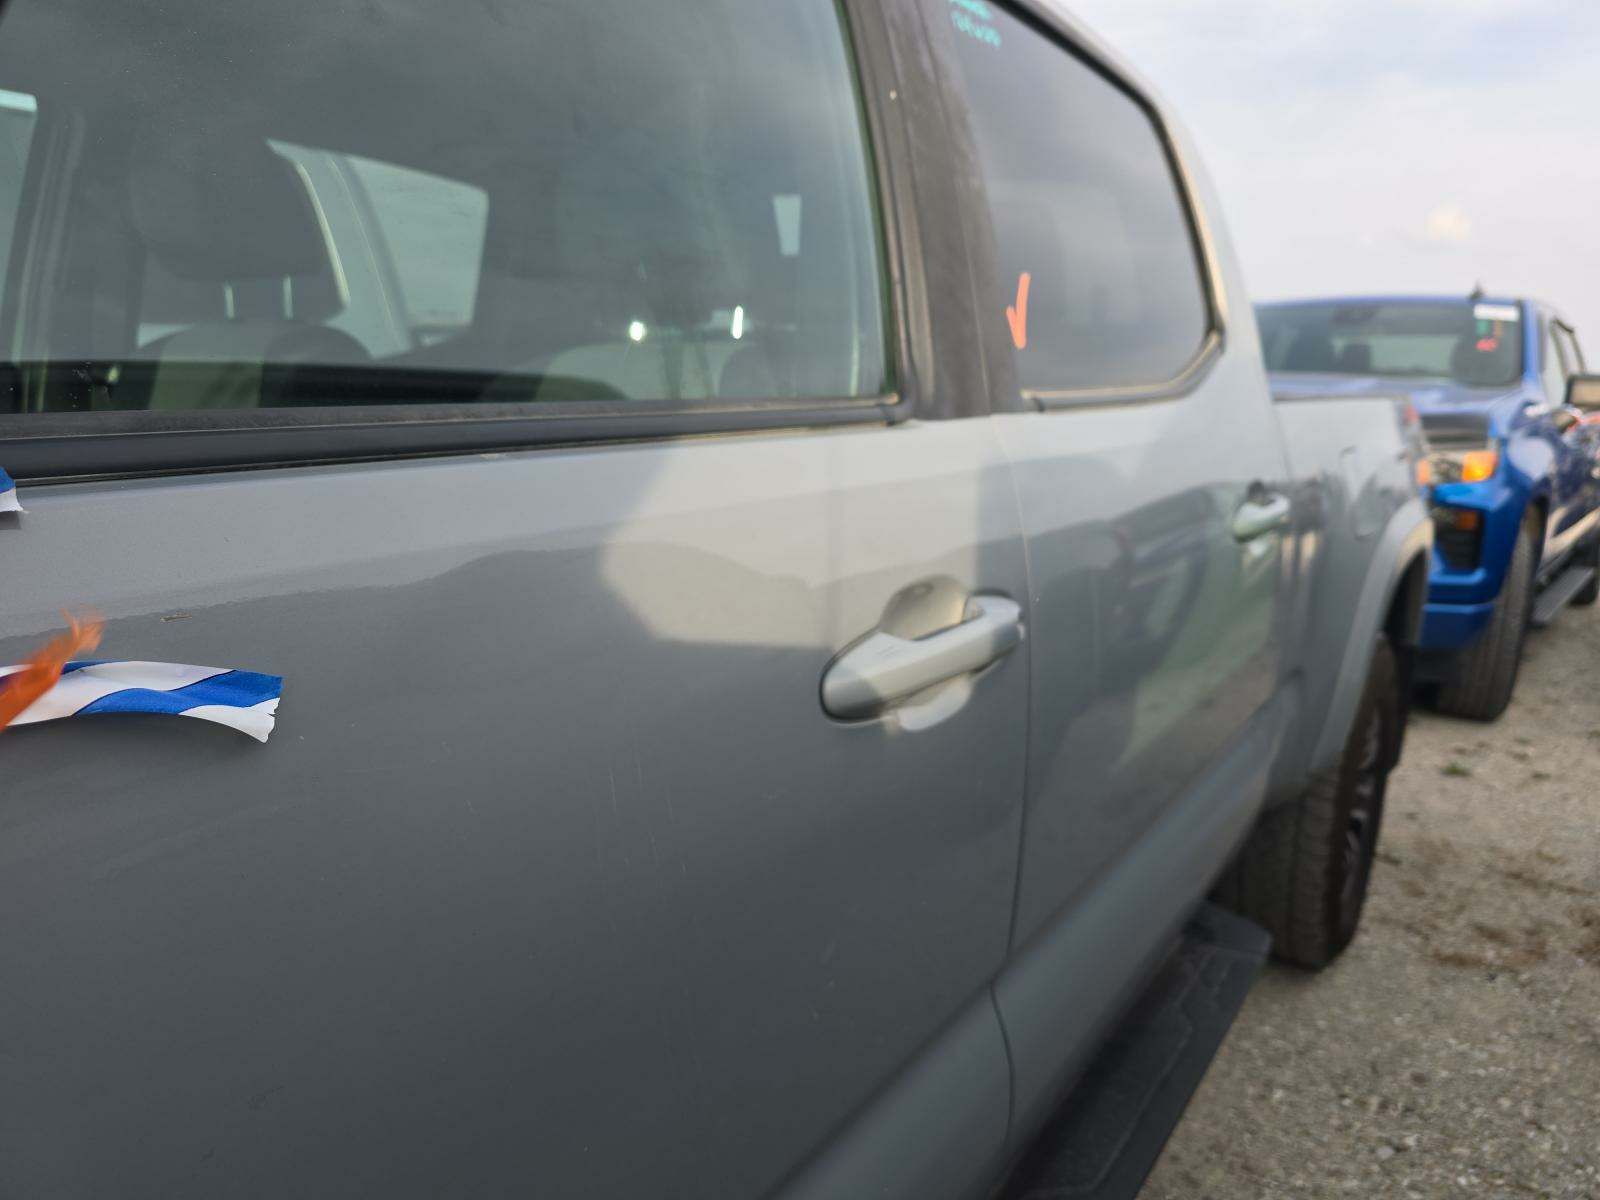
[935, 0, 1228, 411]
[0, 0, 924, 483]
[1553, 318, 1585, 377]
[1537, 312, 1572, 408]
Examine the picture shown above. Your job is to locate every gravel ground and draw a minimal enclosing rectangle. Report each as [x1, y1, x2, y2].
[1142, 604, 1600, 1199]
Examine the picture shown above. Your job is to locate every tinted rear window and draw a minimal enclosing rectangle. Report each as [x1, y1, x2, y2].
[1258, 301, 1523, 389]
[0, 0, 889, 417]
[941, 1, 1211, 393]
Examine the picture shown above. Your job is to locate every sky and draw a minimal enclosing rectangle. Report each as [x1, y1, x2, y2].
[1062, 0, 1600, 344]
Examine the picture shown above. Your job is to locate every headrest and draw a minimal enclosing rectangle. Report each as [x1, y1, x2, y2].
[1337, 342, 1373, 372]
[127, 135, 330, 282]
[1284, 332, 1336, 372]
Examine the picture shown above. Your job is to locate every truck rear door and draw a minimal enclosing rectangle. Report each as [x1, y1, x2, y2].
[0, 2, 1030, 1196]
[923, 0, 1295, 1136]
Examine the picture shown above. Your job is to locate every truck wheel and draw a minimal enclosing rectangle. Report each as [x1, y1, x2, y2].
[1215, 637, 1399, 969]
[1573, 534, 1599, 606]
[1433, 514, 1536, 721]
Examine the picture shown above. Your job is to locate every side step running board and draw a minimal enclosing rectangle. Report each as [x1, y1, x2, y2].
[1531, 564, 1596, 628]
[997, 904, 1270, 1200]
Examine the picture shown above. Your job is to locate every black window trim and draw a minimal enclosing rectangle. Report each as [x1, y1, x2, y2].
[0, 0, 923, 484]
[1553, 316, 1585, 375]
[960, 0, 1229, 412]
[0, 398, 898, 483]
[1542, 313, 1568, 385]
[1534, 308, 1583, 408]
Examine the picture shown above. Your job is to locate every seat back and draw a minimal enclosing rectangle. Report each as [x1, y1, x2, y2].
[126, 135, 364, 408]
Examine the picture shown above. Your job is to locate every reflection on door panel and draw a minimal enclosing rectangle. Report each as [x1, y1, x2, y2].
[1003, 446, 1287, 943]
[1098, 485, 1276, 774]
[0, 427, 1033, 1199]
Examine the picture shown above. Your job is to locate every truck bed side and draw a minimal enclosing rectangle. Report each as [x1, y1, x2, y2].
[1269, 393, 1431, 804]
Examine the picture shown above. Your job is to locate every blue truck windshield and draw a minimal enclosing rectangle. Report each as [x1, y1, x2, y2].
[1259, 301, 1523, 388]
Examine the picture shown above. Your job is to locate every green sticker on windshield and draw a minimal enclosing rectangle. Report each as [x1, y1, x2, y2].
[950, 0, 1002, 47]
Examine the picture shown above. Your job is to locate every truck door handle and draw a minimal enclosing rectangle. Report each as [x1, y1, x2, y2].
[821, 595, 1023, 720]
[1232, 492, 1291, 542]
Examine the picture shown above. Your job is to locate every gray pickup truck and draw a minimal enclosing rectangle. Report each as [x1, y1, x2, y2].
[0, 1, 1429, 1197]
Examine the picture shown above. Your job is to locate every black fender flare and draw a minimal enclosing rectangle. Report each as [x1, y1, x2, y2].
[1309, 497, 1431, 774]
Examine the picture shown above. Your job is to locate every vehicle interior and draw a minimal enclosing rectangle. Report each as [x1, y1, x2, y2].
[0, 0, 887, 416]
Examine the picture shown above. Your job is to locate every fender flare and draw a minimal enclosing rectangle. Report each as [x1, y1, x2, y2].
[1525, 487, 1549, 539]
[1309, 496, 1431, 772]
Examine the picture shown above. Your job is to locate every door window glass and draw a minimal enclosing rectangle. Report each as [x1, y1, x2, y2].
[0, 0, 888, 416]
[941, 2, 1210, 392]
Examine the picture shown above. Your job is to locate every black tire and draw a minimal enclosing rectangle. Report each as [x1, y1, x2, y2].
[1573, 533, 1599, 606]
[1215, 637, 1400, 969]
[1433, 514, 1537, 721]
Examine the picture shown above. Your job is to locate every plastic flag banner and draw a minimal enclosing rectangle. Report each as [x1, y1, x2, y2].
[0, 660, 283, 743]
[0, 467, 21, 514]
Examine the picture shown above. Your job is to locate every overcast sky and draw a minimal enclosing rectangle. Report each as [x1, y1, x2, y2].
[1064, 0, 1600, 344]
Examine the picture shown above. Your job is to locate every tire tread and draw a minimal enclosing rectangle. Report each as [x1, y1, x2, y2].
[1434, 516, 1535, 721]
[1218, 639, 1398, 969]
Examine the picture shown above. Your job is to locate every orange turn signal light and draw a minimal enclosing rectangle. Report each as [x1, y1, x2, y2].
[1459, 449, 1498, 483]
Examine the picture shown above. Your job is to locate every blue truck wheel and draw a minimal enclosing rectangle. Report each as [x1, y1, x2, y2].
[1434, 515, 1537, 721]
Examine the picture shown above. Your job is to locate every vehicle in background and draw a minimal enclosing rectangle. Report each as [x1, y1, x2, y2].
[0, 1, 1428, 1197]
[1260, 295, 1600, 721]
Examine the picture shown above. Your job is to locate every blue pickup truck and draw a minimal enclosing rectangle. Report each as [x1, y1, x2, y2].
[1260, 295, 1600, 719]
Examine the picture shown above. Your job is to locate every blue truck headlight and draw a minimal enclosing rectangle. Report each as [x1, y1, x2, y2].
[1428, 445, 1499, 485]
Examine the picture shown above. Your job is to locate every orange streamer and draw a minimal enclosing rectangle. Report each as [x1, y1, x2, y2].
[0, 611, 104, 734]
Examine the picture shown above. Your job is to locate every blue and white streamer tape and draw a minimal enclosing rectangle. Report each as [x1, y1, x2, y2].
[0, 660, 283, 742]
[0, 467, 20, 514]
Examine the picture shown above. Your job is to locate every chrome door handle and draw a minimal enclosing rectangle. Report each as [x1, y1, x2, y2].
[821, 595, 1023, 720]
[1232, 492, 1291, 542]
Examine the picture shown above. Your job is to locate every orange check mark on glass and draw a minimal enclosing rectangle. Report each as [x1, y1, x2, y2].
[1006, 272, 1031, 351]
